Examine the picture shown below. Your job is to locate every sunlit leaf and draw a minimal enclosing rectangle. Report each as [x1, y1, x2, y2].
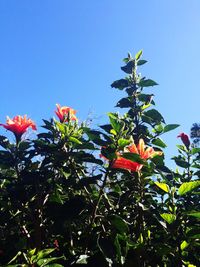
[118, 138, 131, 148]
[191, 147, 200, 155]
[154, 182, 169, 193]
[160, 213, 176, 224]
[178, 181, 200, 195]
[180, 240, 189, 251]
[135, 50, 143, 60]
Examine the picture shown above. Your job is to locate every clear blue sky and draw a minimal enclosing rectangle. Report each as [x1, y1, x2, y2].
[0, 0, 200, 163]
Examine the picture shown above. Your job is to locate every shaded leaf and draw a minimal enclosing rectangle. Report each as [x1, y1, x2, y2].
[144, 109, 165, 124]
[121, 60, 135, 74]
[116, 98, 131, 108]
[173, 158, 190, 168]
[163, 124, 180, 133]
[109, 215, 129, 234]
[111, 79, 129, 90]
[137, 59, 147, 66]
[186, 212, 200, 219]
[152, 138, 167, 148]
[138, 79, 158, 87]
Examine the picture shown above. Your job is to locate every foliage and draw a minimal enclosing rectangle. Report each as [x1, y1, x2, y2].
[0, 51, 199, 267]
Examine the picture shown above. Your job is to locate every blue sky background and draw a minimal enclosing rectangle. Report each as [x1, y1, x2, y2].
[0, 0, 200, 165]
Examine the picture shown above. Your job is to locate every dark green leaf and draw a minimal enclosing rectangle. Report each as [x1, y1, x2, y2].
[163, 124, 180, 133]
[187, 212, 200, 219]
[116, 98, 131, 108]
[138, 79, 158, 87]
[173, 158, 190, 168]
[111, 79, 129, 90]
[0, 135, 11, 149]
[109, 215, 129, 234]
[121, 60, 135, 74]
[137, 60, 148, 66]
[144, 109, 165, 124]
[152, 138, 167, 148]
[34, 248, 55, 261]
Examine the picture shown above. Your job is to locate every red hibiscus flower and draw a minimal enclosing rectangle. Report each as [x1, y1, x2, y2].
[0, 115, 36, 139]
[55, 104, 77, 123]
[111, 139, 162, 172]
[177, 132, 190, 149]
[112, 156, 143, 172]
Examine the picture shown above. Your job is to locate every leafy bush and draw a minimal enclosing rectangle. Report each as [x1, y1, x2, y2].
[0, 51, 199, 267]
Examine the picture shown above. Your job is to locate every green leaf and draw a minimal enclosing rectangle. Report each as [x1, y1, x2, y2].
[118, 138, 131, 148]
[38, 257, 64, 267]
[191, 147, 200, 155]
[46, 265, 64, 267]
[154, 182, 169, 193]
[152, 138, 167, 148]
[69, 136, 82, 144]
[163, 124, 180, 133]
[144, 109, 165, 124]
[138, 79, 158, 87]
[173, 158, 190, 168]
[152, 124, 164, 133]
[0, 135, 12, 149]
[121, 60, 135, 74]
[180, 240, 189, 251]
[135, 50, 143, 60]
[34, 249, 55, 261]
[187, 212, 200, 219]
[178, 181, 200, 195]
[160, 213, 176, 224]
[111, 79, 129, 90]
[137, 59, 147, 66]
[109, 215, 129, 234]
[108, 113, 124, 133]
[116, 98, 131, 108]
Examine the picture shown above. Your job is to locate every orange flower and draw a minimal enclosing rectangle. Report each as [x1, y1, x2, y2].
[127, 139, 162, 159]
[0, 115, 36, 137]
[55, 104, 77, 123]
[112, 157, 143, 172]
[111, 139, 162, 172]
